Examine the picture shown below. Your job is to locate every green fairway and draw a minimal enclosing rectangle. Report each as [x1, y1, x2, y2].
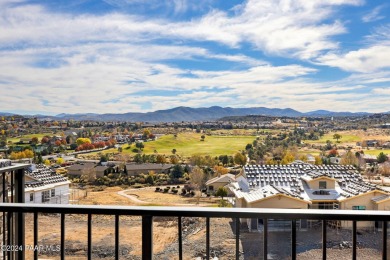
[305, 133, 361, 144]
[364, 149, 390, 156]
[8, 133, 52, 144]
[125, 133, 256, 157]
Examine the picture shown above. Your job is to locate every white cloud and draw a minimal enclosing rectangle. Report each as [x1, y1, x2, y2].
[317, 45, 390, 73]
[362, 5, 386, 23]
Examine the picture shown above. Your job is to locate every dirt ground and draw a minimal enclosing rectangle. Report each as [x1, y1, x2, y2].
[22, 186, 387, 259]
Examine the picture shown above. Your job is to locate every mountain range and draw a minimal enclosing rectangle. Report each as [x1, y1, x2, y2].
[0, 106, 373, 122]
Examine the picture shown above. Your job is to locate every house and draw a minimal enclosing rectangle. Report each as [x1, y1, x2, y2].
[25, 164, 71, 204]
[67, 163, 106, 178]
[229, 161, 390, 231]
[125, 163, 173, 176]
[205, 174, 236, 192]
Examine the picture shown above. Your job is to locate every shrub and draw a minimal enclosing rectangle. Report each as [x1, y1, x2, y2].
[190, 191, 195, 196]
[155, 187, 161, 192]
[172, 189, 178, 194]
[181, 188, 187, 195]
[163, 188, 169, 193]
[176, 185, 180, 188]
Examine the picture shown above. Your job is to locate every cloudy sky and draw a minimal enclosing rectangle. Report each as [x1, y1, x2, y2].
[1, 0, 390, 115]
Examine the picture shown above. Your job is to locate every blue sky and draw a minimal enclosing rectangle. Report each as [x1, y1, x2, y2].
[0, 0, 390, 115]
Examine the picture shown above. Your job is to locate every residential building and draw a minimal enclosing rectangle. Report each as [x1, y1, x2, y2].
[25, 164, 70, 204]
[229, 161, 390, 231]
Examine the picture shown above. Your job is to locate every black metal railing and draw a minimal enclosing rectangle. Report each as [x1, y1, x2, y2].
[0, 204, 390, 260]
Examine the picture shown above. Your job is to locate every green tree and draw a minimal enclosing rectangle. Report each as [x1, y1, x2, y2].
[333, 133, 342, 143]
[215, 187, 228, 199]
[172, 148, 177, 154]
[170, 164, 184, 179]
[377, 152, 388, 163]
[200, 135, 205, 141]
[135, 142, 144, 150]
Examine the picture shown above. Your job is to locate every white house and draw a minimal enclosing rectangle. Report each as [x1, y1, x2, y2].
[25, 164, 71, 204]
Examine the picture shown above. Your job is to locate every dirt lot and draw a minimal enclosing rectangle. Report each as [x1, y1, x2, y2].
[24, 186, 386, 259]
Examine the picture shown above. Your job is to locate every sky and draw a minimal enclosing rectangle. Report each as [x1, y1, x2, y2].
[0, 0, 390, 115]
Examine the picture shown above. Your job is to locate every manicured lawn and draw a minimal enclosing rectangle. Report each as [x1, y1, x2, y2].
[8, 133, 52, 144]
[124, 132, 255, 157]
[364, 149, 390, 156]
[305, 132, 361, 144]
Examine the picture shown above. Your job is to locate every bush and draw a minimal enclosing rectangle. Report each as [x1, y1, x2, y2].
[132, 184, 144, 189]
[177, 185, 180, 188]
[181, 188, 187, 195]
[172, 189, 178, 194]
[155, 187, 161, 192]
[190, 191, 195, 196]
[163, 188, 169, 193]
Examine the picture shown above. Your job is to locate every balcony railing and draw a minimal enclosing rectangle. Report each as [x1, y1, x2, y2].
[1, 204, 390, 260]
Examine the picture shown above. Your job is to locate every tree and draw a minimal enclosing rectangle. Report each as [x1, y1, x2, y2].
[143, 129, 151, 139]
[56, 158, 64, 165]
[215, 187, 228, 199]
[170, 164, 184, 179]
[172, 148, 177, 154]
[213, 165, 229, 176]
[76, 138, 91, 146]
[333, 133, 342, 143]
[31, 137, 39, 145]
[135, 142, 144, 150]
[340, 151, 358, 166]
[200, 135, 205, 141]
[377, 152, 388, 163]
[190, 166, 205, 204]
[233, 152, 246, 166]
[81, 165, 96, 184]
[156, 154, 166, 164]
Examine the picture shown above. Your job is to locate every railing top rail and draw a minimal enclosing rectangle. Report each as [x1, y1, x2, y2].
[1, 203, 390, 221]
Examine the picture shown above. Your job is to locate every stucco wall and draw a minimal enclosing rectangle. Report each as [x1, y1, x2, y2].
[25, 184, 70, 204]
[249, 195, 308, 209]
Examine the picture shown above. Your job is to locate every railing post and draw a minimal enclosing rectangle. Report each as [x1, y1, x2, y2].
[291, 219, 296, 260]
[142, 215, 153, 260]
[15, 168, 25, 260]
[178, 217, 183, 260]
[383, 221, 388, 260]
[352, 221, 357, 260]
[263, 218, 268, 260]
[235, 217, 240, 260]
[206, 217, 210, 260]
[322, 220, 327, 260]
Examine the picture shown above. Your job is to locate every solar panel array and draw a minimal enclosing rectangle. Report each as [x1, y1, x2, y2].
[25, 164, 68, 188]
[244, 162, 380, 198]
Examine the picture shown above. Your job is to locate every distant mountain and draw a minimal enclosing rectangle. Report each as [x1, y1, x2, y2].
[0, 106, 376, 122]
[305, 110, 370, 117]
[0, 112, 15, 116]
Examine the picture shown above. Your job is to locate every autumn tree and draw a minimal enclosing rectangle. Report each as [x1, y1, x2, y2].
[234, 152, 246, 166]
[156, 154, 166, 164]
[340, 151, 358, 166]
[76, 138, 91, 146]
[213, 165, 229, 176]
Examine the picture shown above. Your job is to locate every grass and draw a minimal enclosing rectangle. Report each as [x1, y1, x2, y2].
[305, 132, 361, 144]
[8, 133, 52, 144]
[123, 132, 255, 157]
[363, 149, 390, 156]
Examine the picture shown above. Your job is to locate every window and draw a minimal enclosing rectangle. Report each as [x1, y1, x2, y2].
[41, 190, 50, 202]
[352, 206, 366, 210]
[30, 193, 34, 202]
[51, 189, 55, 197]
[319, 181, 327, 189]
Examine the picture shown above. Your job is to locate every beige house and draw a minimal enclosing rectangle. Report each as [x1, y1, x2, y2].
[205, 173, 235, 192]
[229, 161, 390, 231]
